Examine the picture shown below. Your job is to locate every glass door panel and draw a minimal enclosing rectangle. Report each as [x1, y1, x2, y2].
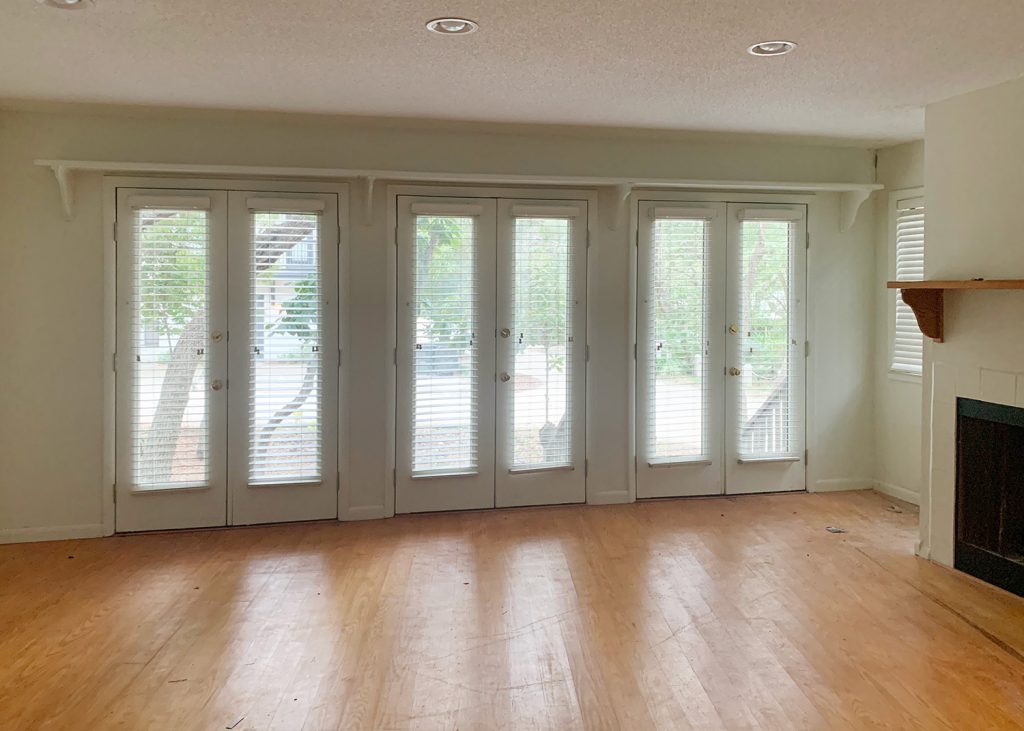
[115, 189, 229, 531]
[636, 202, 726, 498]
[228, 193, 339, 525]
[495, 201, 587, 508]
[725, 204, 806, 494]
[395, 197, 496, 513]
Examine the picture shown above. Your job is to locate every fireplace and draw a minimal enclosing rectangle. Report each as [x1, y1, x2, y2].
[955, 398, 1024, 597]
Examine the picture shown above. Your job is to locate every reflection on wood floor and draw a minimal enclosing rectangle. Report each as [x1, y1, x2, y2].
[1, 490, 1022, 730]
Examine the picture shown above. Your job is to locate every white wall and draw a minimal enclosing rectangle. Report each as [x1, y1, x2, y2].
[920, 76, 1024, 565]
[0, 105, 877, 540]
[872, 141, 925, 504]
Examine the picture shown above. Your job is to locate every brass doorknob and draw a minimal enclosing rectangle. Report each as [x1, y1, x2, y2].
[729, 367, 742, 376]
[499, 372, 511, 382]
[211, 379, 223, 391]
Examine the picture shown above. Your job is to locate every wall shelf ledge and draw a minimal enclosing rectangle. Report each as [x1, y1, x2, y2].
[36, 158, 881, 228]
[886, 279, 1024, 342]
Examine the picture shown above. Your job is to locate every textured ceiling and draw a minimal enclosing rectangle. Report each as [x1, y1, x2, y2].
[4, 0, 1024, 143]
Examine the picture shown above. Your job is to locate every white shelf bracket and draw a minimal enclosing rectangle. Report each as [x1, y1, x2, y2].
[839, 188, 872, 233]
[49, 164, 75, 221]
[360, 175, 376, 226]
[601, 182, 633, 230]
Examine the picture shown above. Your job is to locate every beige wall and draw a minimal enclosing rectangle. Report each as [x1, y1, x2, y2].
[872, 141, 925, 504]
[921, 77, 1024, 564]
[0, 105, 877, 540]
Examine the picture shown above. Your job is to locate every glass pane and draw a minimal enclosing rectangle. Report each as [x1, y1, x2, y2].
[510, 217, 573, 469]
[412, 216, 478, 474]
[131, 208, 210, 489]
[648, 218, 708, 460]
[737, 220, 798, 458]
[249, 211, 323, 484]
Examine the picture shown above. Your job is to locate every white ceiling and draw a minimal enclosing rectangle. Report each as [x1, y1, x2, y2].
[4, 0, 1024, 144]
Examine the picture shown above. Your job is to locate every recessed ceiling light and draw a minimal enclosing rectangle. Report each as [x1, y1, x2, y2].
[747, 40, 797, 57]
[37, 0, 90, 8]
[426, 17, 478, 35]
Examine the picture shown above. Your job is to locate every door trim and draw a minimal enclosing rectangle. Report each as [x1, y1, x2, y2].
[386, 185, 597, 516]
[104, 177, 349, 534]
[629, 190, 816, 502]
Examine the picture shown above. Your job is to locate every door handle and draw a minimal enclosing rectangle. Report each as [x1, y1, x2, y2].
[500, 328, 511, 338]
[729, 367, 742, 376]
[499, 372, 511, 382]
[211, 379, 224, 391]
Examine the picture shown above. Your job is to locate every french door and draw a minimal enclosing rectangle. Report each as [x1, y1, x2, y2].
[395, 196, 587, 513]
[636, 201, 806, 498]
[115, 187, 340, 531]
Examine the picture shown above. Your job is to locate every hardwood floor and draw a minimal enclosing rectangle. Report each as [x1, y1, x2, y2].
[2, 490, 1023, 730]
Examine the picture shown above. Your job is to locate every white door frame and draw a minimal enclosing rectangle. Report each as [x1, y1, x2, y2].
[386, 184, 597, 517]
[103, 177, 349, 534]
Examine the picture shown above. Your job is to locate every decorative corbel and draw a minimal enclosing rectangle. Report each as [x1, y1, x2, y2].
[50, 164, 75, 221]
[839, 188, 872, 233]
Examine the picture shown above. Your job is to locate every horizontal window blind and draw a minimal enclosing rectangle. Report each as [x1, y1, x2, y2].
[130, 207, 211, 489]
[736, 219, 800, 459]
[892, 198, 925, 375]
[647, 217, 710, 462]
[249, 210, 323, 484]
[510, 216, 574, 469]
[412, 215, 479, 475]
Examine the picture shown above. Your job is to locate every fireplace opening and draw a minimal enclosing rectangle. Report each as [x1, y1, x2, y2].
[955, 397, 1024, 597]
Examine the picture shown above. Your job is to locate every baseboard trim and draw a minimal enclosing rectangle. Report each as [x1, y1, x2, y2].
[810, 478, 875, 493]
[341, 505, 388, 521]
[874, 481, 921, 506]
[587, 490, 632, 505]
[0, 524, 105, 545]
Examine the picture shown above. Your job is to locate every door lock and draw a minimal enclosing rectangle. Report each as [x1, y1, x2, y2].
[729, 367, 742, 376]
[728, 324, 739, 335]
[499, 372, 511, 382]
[211, 331, 224, 343]
[500, 328, 511, 338]
[211, 379, 224, 391]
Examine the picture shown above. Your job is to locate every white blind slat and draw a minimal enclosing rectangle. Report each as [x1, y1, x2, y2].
[130, 207, 211, 489]
[736, 220, 801, 460]
[411, 215, 479, 474]
[647, 217, 709, 460]
[892, 201, 925, 375]
[248, 211, 323, 484]
[510, 216, 575, 469]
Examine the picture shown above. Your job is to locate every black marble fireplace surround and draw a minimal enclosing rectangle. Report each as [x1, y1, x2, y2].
[955, 397, 1024, 597]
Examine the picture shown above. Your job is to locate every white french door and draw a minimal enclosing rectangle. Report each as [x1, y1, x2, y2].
[395, 195, 587, 513]
[115, 187, 340, 532]
[636, 201, 806, 498]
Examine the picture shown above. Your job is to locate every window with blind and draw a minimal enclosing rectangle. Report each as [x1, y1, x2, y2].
[411, 214, 479, 475]
[646, 215, 710, 462]
[509, 216, 574, 469]
[736, 218, 801, 460]
[892, 196, 925, 375]
[129, 204, 212, 489]
[248, 208, 324, 484]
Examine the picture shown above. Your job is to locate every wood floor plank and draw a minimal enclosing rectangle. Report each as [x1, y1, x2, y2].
[1, 490, 1023, 730]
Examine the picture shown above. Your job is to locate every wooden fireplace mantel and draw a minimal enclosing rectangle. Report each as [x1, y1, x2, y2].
[886, 280, 1024, 342]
